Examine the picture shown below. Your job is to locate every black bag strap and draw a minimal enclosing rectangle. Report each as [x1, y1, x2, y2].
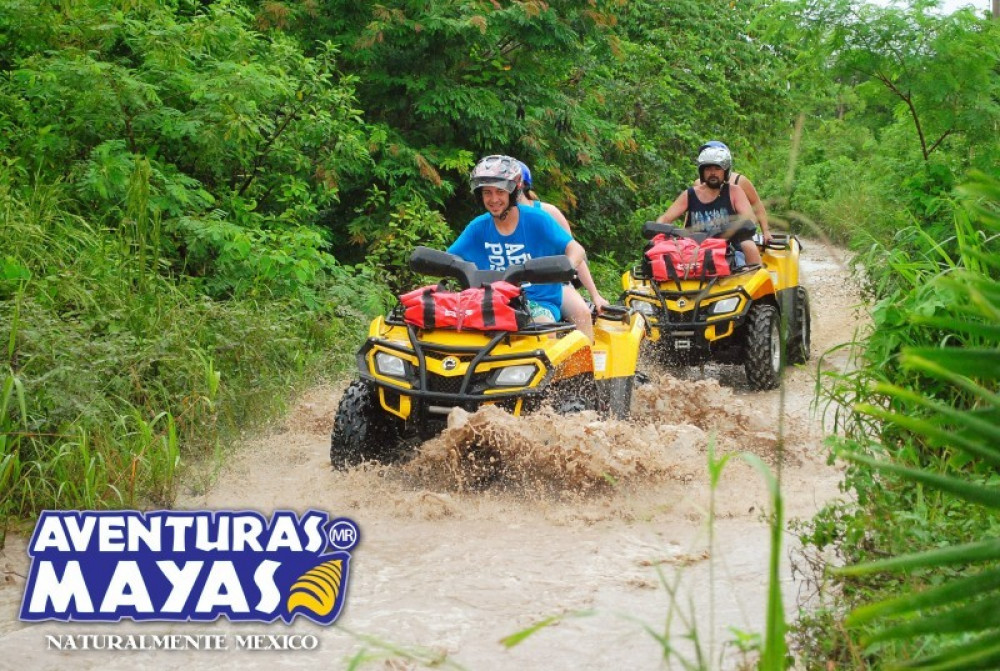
[702, 241, 717, 279]
[649, 237, 681, 289]
[665, 241, 680, 282]
[482, 284, 496, 328]
[672, 237, 695, 281]
[421, 287, 436, 329]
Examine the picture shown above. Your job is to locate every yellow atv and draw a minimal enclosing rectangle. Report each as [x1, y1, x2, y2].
[620, 222, 810, 390]
[330, 246, 647, 467]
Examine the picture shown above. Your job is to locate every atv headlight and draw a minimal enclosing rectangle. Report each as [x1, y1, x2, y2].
[493, 364, 537, 387]
[375, 351, 408, 378]
[631, 300, 657, 316]
[711, 297, 741, 314]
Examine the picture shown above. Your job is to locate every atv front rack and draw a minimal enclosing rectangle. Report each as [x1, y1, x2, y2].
[359, 320, 581, 432]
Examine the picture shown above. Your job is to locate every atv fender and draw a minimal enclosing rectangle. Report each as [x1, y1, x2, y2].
[592, 309, 646, 380]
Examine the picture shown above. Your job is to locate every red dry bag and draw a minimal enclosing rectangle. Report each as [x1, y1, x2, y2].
[644, 234, 731, 281]
[399, 281, 531, 331]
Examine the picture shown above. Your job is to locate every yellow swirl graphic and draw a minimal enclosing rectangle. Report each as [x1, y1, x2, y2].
[286, 559, 343, 617]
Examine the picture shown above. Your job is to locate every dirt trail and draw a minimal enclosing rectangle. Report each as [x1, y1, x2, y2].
[0, 240, 861, 670]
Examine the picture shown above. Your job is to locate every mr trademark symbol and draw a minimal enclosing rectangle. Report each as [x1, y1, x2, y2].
[327, 518, 360, 551]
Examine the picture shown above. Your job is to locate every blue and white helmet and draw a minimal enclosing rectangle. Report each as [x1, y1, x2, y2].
[517, 161, 533, 190]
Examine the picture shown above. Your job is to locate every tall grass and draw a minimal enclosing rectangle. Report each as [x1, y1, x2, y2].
[0, 167, 382, 542]
[791, 173, 1000, 668]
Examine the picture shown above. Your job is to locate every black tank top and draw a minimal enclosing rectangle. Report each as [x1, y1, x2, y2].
[685, 184, 735, 233]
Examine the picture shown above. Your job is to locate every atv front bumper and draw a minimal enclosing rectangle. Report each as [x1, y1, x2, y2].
[356, 322, 589, 433]
[623, 282, 754, 353]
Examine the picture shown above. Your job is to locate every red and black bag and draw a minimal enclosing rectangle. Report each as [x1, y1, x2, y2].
[399, 281, 531, 331]
[643, 233, 731, 281]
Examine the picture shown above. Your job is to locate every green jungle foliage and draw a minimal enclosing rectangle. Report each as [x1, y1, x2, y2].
[756, 0, 1000, 247]
[765, 3, 1000, 668]
[793, 174, 1000, 670]
[0, 0, 394, 535]
[245, 0, 790, 261]
[1, 0, 999, 666]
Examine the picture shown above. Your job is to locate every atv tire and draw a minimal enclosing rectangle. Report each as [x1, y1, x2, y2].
[604, 376, 634, 420]
[744, 303, 782, 390]
[550, 375, 599, 414]
[786, 286, 811, 365]
[330, 380, 404, 468]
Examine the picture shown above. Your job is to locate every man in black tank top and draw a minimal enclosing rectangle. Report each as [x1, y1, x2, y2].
[684, 182, 737, 233]
[655, 146, 763, 266]
[693, 141, 772, 244]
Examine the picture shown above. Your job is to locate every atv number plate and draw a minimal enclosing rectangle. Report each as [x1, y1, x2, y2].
[673, 339, 692, 350]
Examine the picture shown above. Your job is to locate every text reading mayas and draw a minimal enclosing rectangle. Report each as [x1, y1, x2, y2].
[19, 510, 359, 624]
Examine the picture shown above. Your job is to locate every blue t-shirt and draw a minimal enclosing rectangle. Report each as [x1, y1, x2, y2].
[448, 204, 573, 315]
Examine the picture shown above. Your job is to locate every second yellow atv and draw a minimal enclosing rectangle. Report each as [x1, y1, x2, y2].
[620, 222, 810, 390]
[330, 246, 647, 468]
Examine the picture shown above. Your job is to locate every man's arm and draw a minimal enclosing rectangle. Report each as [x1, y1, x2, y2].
[656, 190, 689, 224]
[729, 183, 755, 220]
[544, 203, 608, 307]
[542, 202, 571, 232]
[563, 239, 607, 308]
[737, 176, 771, 242]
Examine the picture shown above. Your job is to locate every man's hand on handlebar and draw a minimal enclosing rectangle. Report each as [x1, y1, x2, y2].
[592, 293, 610, 314]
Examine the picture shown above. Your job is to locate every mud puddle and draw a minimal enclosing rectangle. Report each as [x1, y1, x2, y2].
[0, 240, 860, 670]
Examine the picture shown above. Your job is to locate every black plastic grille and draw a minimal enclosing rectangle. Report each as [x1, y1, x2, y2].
[666, 309, 696, 324]
[426, 374, 463, 394]
[424, 372, 492, 395]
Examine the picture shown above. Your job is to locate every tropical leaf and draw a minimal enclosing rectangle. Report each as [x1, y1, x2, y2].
[898, 635, 1000, 671]
[846, 567, 1000, 626]
[834, 538, 1000, 577]
[898, 349, 1000, 382]
[826, 177, 1000, 668]
[836, 450, 1000, 510]
[864, 597, 1000, 644]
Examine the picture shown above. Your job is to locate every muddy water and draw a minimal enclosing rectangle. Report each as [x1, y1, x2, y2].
[0, 241, 860, 670]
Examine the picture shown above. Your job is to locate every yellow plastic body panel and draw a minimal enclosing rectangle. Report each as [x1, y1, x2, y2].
[623, 270, 772, 342]
[761, 238, 801, 292]
[591, 311, 647, 379]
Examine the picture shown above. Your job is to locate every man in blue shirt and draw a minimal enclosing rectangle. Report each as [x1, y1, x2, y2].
[515, 159, 610, 315]
[448, 154, 596, 341]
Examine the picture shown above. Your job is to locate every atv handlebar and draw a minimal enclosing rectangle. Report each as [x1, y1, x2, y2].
[505, 256, 576, 285]
[642, 220, 756, 242]
[409, 246, 576, 288]
[410, 246, 480, 280]
[642, 221, 696, 240]
[760, 233, 804, 252]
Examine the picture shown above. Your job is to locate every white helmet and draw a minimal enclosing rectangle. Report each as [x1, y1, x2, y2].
[469, 155, 522, 195]
[697, 145, 732, 181]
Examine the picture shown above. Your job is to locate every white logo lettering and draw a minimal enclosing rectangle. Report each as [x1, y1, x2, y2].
[28, 561, 94, 613]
